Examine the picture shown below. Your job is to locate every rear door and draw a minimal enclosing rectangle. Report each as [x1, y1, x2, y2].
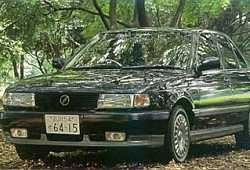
[216, 34, 250, 124]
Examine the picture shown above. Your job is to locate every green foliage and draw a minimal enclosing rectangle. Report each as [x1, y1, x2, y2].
[183, 0, 230, 27]
[146, 0, 179, 26]
[0, 0, 249, 82]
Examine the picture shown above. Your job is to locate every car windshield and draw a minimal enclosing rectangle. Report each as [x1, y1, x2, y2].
[65, 30, 193, 69]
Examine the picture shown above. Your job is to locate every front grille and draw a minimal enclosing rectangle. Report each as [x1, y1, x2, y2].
[35, 92, 99, 111]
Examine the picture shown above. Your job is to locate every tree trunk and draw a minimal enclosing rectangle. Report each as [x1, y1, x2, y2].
[133, 0, 150, 27]
[109, 0, 117, 29]
[170, 0, 186, 28]
[10, 56, 19, 79]
[20, 55, 24, 79]
[92, 0, 110, 30]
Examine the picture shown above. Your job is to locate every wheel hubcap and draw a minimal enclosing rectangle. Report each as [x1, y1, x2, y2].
[173, 113, 189, 159]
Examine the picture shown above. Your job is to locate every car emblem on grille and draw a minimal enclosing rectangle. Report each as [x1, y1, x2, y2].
[60, 95, 70, 106]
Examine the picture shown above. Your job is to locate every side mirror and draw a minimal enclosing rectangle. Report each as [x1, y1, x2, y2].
[195, 57, 220, 76]
[52, 58, 65, 70]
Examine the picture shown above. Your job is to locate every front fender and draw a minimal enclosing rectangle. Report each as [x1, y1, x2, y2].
[164, 90, 195, 111]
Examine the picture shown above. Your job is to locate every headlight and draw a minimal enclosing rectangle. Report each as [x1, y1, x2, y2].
[3, 93, 35, 107]
[97, 94, 150, 109]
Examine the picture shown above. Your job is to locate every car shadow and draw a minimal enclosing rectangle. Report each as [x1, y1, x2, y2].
[189, 143, 237, 159]
[43, 140, 240, 168]
[44, 148, 167, 169]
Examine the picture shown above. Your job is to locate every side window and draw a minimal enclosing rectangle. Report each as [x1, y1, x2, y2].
[197, 33, 221, 71]
[235, 49, 248, 68]
[216, 35, 238, 69]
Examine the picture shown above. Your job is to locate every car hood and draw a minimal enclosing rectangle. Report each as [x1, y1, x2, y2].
[8, 69, 190, 93]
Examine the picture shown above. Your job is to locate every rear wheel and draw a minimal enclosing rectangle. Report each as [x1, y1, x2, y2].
[235, 113, 250, 149]
[15, 145, 49, 160]
[164, 105, 190, 162]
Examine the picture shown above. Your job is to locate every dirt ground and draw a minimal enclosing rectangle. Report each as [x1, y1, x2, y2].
[0, 130, 250, 169]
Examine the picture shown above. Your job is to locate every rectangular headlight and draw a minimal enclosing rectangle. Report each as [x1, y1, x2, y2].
[3, 93, 35, 107]
[97, 94, 150, 109]
[98, 94, 133, 109]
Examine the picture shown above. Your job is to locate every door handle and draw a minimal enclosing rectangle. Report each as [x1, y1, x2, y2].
[224, 78, 230, 82]
[224, 78, 233, 89]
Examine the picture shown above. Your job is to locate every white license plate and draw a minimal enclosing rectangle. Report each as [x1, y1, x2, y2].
[45, 115, 80, 135]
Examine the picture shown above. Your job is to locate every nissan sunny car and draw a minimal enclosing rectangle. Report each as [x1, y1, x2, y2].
[1, 28, 250, 162]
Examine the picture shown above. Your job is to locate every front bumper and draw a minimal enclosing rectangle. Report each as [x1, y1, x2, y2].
[6, 134, 164, 147]
[0, 110, 169, 147]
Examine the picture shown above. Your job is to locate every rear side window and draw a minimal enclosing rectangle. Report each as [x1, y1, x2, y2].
[216, 35, 238, 69]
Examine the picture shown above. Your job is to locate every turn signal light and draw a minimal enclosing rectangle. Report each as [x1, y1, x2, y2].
[10, 128, 28, 138]
[134, 94, 150, 107]
[105, 132, 126, 142]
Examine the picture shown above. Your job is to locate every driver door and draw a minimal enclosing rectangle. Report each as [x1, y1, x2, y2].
[193, 33, 233, 129]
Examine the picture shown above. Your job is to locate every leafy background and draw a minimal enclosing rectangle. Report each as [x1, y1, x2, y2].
[0, 0, 249, 83]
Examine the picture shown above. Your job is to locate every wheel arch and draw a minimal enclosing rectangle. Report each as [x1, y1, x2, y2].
[172, 97, 195, 126]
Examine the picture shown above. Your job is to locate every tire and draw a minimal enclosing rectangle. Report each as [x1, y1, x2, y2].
[235, 113, 250, 149]
[164, 105, 191, 163]
[15, 144, 49, 160]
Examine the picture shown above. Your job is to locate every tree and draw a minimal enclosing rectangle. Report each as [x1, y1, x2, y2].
[170, 0, 186, 27]
[133, 0, 151, 27]
[109, 0, 118, 29]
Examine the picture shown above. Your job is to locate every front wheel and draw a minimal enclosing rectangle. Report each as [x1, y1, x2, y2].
[164, 105, 191, 163]
[15, 144, 49, 160]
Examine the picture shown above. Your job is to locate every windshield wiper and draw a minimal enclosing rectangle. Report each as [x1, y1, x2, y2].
[68, 64, 183, 71]
[104, 59, 123, 67]
[123, 65, 184, 70]
[68, 64, 122, 70]
[67, 59, 123, 70]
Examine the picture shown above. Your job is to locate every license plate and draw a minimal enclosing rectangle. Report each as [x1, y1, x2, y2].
[45, 115, 80, 135]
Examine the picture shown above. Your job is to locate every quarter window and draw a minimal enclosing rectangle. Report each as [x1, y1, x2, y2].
[216, 35, 238, 69]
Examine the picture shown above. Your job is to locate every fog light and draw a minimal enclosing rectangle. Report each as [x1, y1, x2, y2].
[105, 132, 126, 142]
[10, 128, 28, 138]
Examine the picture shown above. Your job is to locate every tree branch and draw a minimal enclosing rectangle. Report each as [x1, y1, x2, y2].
[54, 7, 133, 28]
[92, 0, 110, 30]
[24, 58, 45, 74]
[233, 29, 250, 36]
[49, 6, 132, 28]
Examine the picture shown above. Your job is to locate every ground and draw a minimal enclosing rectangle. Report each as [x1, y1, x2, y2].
[0, 131, 250, 169]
